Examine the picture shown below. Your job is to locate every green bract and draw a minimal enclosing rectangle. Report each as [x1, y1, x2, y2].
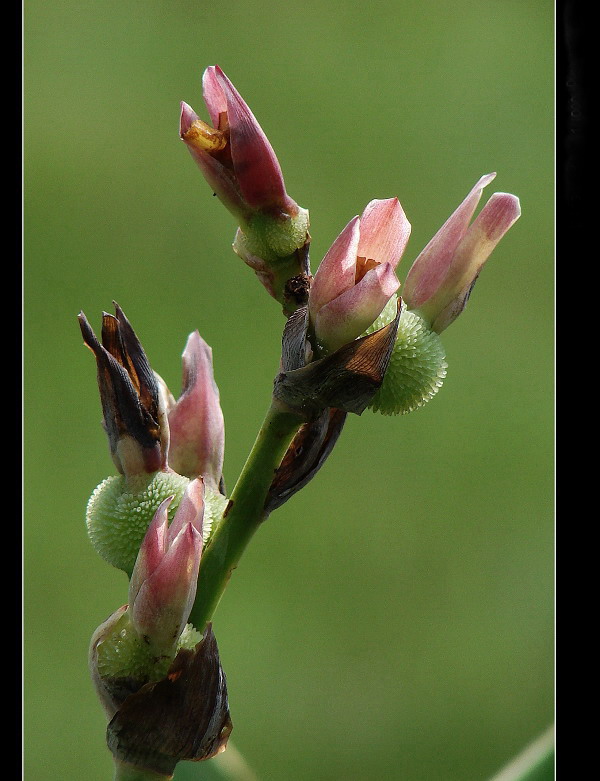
[365, 297, 448, 415]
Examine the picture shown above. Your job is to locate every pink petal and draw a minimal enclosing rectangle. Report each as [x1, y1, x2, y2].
[309, 216, 361, 316]
[314, 262, 400, 351]
[179, 101, 201, 137]
[168, 332, 225, 490]
[429, 192, 521, 332]
[358, 198, 411, 270]
[403, 173, 496, 308]
[128, 496, 172, 607]
[213, 66, 290, 211]
[131, 523, 202, 647]
[202, 66, 228, 129]
[167, 477, 205, 542]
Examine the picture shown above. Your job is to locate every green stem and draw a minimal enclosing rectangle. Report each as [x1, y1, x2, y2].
[189, 399, 304, 630]
[488, 726, 555, 781]
[113, 759, 172, 781]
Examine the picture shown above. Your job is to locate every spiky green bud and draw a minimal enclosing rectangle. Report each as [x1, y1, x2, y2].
[94, 608, 203, 686]
[87, 472, 228, 576]
[86, 472, 190, 576]
[365, 297, 448, 415]
[240, 208, 310, 262]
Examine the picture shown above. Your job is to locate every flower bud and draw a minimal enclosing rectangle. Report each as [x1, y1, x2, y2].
[128, 482, 203, 656]
[78, 304, 169, 486]
[180, 65, 310, 308]
[309, 198, 410, 353]
[403, 174, 521, 332]
[364, 296, 448, 415]
[167, 331, 225, 491]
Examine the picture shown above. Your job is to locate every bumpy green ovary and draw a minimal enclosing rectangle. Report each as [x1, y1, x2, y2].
[242, 207, 310, 261]
[96, 611, 202, 684]
[87, 472, 229, 576]
[86, 471, 191, 576]
[365, 297, 448, 415]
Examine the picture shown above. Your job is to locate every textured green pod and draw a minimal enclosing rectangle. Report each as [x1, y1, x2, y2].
[86, 471, 191, 576]
[241, 208, 310, 262]
[365, 297, 448, 415]
[86, 472, 229, 576]
[95, 609, 203, 684]
[87, 471, 230, 577]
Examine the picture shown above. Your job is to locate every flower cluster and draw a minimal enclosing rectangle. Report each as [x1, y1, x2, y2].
[81, 64, 520, 778]
[81, 306, 232, 770]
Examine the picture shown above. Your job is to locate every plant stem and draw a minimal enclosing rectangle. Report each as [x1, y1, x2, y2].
[113, 759, 172, 781]
[488, 726, 555, 781]
[189, 399, 304, 631]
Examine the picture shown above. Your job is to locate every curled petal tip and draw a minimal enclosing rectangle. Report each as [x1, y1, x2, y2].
[179, 101, 199, 137]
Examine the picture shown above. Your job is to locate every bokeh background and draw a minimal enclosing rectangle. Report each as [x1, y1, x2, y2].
[25, 1, 554, 779]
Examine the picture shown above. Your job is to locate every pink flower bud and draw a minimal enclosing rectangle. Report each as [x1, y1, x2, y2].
[129, 479, 204, 653]
[309, 198, 410, 352]
[167, 332, 225, 490]
[403, 174, 521, 332]
[180, 65, 299, 223]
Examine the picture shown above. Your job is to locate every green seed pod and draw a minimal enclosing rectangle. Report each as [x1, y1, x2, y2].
[240, 208, 310, 263]
[94, 608, 203, 687]
[365, 297, 448, 415]
[202, 486, 229, 547]
[86, 471, 191, 576]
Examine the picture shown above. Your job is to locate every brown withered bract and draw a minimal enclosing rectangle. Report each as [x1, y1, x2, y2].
[273, 299, 402, 416]
[266, 300, 401, 509]
[106, 624, 232, 776]
[78, 304, 167, 477]
[266, 407, 347, 513]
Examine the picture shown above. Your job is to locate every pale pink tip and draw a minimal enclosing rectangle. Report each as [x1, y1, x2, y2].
[315, 262, 400, 351]
[358, 198, 411, 270]
[179, 101, 200, 137]
[168, 331, 225, 489]
[202, 66, 228, 128]
[403, 173, 496, 309]
[309, 216, 361, 315]
[476, 193, 521, 241]
[167, 477, 205, 542]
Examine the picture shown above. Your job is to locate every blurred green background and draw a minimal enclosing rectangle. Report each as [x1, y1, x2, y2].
[25, 1, 553, 779]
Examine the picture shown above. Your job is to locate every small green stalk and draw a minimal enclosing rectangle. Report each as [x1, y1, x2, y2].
[488, 726, 555, 781]
[189, 399, 304, 630]
[113, 759, 172, 781]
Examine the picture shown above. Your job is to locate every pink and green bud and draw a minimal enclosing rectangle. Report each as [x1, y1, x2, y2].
[309, 198, 410, 352]
[181, 66, 310, 307]
[167, 331, 225, 491]
[403, 174, 521, 332]
[129, 480, 204, 654]
[78, 305, 169, 486]
[180, 65, 301, 225]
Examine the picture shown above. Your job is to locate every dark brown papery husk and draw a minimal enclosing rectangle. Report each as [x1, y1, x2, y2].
[106, 624, 232, 776]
